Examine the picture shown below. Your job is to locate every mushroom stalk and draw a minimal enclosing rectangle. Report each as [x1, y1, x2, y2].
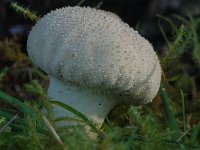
[48, 75, 116, 127]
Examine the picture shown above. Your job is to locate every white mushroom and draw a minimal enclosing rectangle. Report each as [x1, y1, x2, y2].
[27, 6, 161, 129]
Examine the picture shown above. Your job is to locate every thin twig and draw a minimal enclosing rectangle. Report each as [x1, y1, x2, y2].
[95, 1, 103, 9]
[176, 128, 190, 142]
[77, 0, 85, 6]
[0, 113, 19, 134]
[42, 115, 66, 148]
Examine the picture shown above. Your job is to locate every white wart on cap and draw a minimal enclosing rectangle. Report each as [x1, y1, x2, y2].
[27, 6, 161, 128]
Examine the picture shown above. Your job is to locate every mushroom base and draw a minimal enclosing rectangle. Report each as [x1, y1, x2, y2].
[47, 75, 116, 128]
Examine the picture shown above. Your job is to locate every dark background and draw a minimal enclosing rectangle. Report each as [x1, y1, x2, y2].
[1, 0, 200, 52]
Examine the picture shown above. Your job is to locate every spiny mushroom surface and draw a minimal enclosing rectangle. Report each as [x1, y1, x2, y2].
[27, 6, 161, 128]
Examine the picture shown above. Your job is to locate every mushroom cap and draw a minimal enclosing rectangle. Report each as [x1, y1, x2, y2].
[27, 6, 161, 105]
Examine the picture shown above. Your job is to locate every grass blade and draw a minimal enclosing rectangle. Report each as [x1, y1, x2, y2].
[159, 83, 181, 139]
[0, 67, 8, 81]
[180, 90, 187, 141]
[0, 109, 15, 119]
[50, 100, 103, 136]
[190, 122, 200, 143]
[0, 90, 35, 116]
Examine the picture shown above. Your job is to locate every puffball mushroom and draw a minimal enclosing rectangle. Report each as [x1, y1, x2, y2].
[27, 6, 161, 128]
